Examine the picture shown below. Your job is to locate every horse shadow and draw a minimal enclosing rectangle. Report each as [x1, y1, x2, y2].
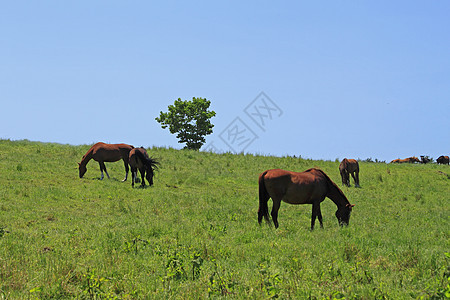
[88, 177, 122, 182]
[346, 184, 362, 189]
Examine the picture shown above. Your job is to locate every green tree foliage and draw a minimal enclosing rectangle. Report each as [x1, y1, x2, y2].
[155, 97, 216, 150]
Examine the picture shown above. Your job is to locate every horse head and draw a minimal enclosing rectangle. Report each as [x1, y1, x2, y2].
[78, 163, 87, 178]
[335, 204, 355, 226]
[145, 157, 159, 186]
[146, 168, 155, 186]
[340, 170, 350, 186]
[339, 161, 350, 186]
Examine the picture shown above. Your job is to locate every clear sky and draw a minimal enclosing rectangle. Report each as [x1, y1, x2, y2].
[1, 1, 449, 161]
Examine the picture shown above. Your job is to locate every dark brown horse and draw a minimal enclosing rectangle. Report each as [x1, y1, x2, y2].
[339, 158, 360, 187]
[420, 156, 431, 164]
[258, 168, 354, 230]
[129, 147, 159, 187]
[390, 157, 420, 164]
[78, 142, 134, 180]
[437, 155, 449, 165]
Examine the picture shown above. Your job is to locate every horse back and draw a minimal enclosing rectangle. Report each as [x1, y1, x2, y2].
[129, 147, 150, 168]
[340, 158, 358, 173]
[91, 143, 133, 162]
[136, 147, 149, 158]
[437, 155, 449, 164]
[262, 169, 328, 205]
[346, 159, 359, 172]
[407, 156, 419, 163]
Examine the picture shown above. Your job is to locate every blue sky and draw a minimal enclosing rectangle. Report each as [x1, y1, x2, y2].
[1, 1, 449, 161]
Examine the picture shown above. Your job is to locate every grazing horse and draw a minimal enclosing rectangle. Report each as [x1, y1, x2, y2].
[129, 147, 159, 187]
[339, 158, 360, 187]
[437, 155, 449, 165]
[78, 142, 134, 180]
[258, 168, 355, 230]
[390, 157, 420, 164]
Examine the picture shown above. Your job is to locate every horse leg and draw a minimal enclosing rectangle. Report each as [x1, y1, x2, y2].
[122, 159, 129, 182]
[131, 167, 136, 187]
[340, 173, 346, 186]
[343, 170, 349, 186]
[146, 170, 154, 186]
[99, 162, 110, 180]
[271, 198, 281, 229]
[98, 162, 104, 180]
[311, 202, 323, 230]
[340, 170, 349, 186]
[350, 172, 357, 187]
[140, 168, 146, 187]
[354, 171, 360, 187]
[317, 206, 324, 229]
[103, 164, 110, 179]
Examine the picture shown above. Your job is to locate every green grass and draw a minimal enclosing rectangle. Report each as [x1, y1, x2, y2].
[0, 139, 449, 299]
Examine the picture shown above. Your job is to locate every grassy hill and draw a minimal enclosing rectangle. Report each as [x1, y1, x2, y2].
[0, 139, 448, 299]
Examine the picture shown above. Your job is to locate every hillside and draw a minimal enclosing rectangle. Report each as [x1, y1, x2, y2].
[0, 139, 449, 298]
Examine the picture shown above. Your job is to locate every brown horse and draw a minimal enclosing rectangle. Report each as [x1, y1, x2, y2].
[258, 168, 354, 230]
[129, 147, 159, 187]
[437, 155, 449, 165]
[339, 158, 360, 187]
[390, 157, 420, 163]
[78, 142, 134, 180]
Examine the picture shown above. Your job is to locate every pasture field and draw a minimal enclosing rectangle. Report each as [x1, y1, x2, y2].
[0, 139, 449, 299]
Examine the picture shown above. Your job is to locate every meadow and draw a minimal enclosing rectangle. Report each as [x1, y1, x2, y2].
[0, 139, 448, 299]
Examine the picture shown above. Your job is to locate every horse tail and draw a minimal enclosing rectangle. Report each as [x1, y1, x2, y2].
[355, 159, 360, 171]
[258, 171, 271, 224]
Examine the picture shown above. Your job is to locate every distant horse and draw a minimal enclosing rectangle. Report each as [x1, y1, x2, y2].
[129, 147, 159, 187]
[78, 142, 134, 180]
[339, 158, 360, 187]
[390, 157, 420, 164]
[437, 155, 449, 165]
[420, 156, 431, 164]
[258, 168, 355, 230]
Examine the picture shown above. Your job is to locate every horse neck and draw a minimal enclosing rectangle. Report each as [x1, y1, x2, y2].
[326, 182, 349, 209]
[80, 149, 93, 166]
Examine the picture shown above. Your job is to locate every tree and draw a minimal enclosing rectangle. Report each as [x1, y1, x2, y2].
[155, 97, 216, 150]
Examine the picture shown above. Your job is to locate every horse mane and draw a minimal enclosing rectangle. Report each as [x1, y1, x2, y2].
[135, 149, 159, 171]
[146, 157, 159, 171]
[80, 144, 96, 162]
[309, 168, 350, 206]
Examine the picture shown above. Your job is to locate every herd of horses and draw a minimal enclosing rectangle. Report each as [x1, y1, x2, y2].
[77, 143, 447, 230]
[390, 155, 449, 164]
